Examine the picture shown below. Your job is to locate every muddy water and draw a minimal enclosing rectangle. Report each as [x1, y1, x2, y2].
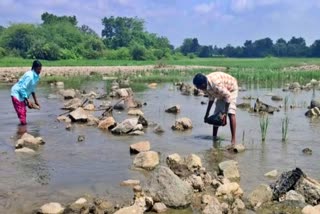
[0, 81, 320, 213]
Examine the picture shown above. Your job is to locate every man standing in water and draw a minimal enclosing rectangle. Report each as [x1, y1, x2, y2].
[193, 72, 238, 146]
[11, 60, 42, 125]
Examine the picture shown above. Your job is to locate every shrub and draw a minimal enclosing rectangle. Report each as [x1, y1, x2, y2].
[0, 47, 5, 58]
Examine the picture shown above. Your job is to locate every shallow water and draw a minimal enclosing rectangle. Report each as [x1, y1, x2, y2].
[0, 81, 320, 213]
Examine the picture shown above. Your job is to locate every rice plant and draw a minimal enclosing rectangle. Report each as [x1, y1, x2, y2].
[284, 95, 289, 110]
[281, 116, 289, 142]
[259, 115, 269, 142]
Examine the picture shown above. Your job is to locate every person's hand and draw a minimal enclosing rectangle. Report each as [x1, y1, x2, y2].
[204, 114, 209, 123]
[221, 113, 227, 126]
[35, 102, 40, 109]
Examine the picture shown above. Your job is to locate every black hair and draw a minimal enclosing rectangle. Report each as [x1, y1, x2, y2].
[31, 60, 42, 70]
[193, 73, 207, 86]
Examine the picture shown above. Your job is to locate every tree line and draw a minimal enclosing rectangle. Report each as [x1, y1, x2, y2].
[0, 13, 320, 60]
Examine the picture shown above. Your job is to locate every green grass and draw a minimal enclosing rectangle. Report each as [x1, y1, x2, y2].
[260, 116, 269, 142]
[282, 116, 289, 142]
[2, 56, 320, 68]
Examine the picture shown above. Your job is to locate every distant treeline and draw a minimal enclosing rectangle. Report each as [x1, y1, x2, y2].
[0, 13, 319, 60]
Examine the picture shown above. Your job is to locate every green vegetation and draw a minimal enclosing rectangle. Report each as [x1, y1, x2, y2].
[260, 116, 269, 142]
[281, 116, 289, 142]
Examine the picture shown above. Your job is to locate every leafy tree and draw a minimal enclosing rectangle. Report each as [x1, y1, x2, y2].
[79, 25, 98, 37]
[243, 40, 254, 57]
[180, 38, 200, 55]
[41, 12, 77, 26]
[273, 38, 287, 57]
[0, 24, 37, 57]
[130, 44, 147, 60]
[253, 37, 273, 57]
[101, 16, 144, 49]
[28, 40, 61, 60]
[287, 37, 309, 57]
[310, 40, 320, 57]
[198, 45, 213, 58]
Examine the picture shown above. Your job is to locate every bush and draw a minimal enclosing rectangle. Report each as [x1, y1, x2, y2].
[188, 53, 196, 59]
[59, 48, 79, 59]
[130, 44, 147, 60]
[0, 47, 5, 58]
[28, 41, 61, 60]
[105, 47, 131, 60]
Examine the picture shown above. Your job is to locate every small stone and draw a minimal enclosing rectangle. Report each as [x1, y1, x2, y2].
[120, 180, 140, 187]
[78, 135, 85, 142]
[302, 148, 312, 155]
[264, 170, 278, 178]
[152, 202, 167, 213]
[40, 202, 64, 214]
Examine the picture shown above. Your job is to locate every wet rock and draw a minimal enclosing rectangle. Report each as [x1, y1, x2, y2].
[78, 135, 85, 142]
[305, 107, 320, 117]
[114, 100, 125, 110]
[129, 130, 145, 135]
[302, 148, 312, 155]
[130, 141, 151, 154]
[185, 174, 205, 192]
[69, 107, 88, 122]
[65, 123, 72, 130]
[116, 88, 133, 98]
[55, 82, 64, 88]
[15, 133, 45, 149]
[61, 89, 76, 99]
[98, 117, 116, 130]
[201, 194, 223, 214]
[111, 118, 138, 135]
[39, 202, 64, 214]
[93, 197, 114, 213]
[270, 168, 304, 201]
[218, 160, 240, 180]
[125, 97, 142, 109]
[295, 176, 320, 205]
[185, 154, 202, 171]
[133, 151, 159, 170]
[233, 198, 245, 211]
[257, 200, 306, 214]
[84, 103, 95, 111]
[201, 101, 207, 105]
[216, 180, 243, 198]
[165, 105, 180, 114]
[171, 117, 192, 131]
[153, 125, 164, 134]
[15, 147, 36, 154]
[236, 102, 251, 109]
[86, 115, 99, 126]
[145, 166, 193, 208]
[57, 115, 72, 123]
[248, 184, 273, 209]
[67, 197, 89, 213]
[271, 95, 283, 101]
[148, 83, 157, 88]
[264, 170, 278, 178]
[233, 144, 245, 153]
[285, 190, 305, 203]
[128, 109, 144, 116]
[62, 98, 82, 110]
[120, 180, 140, 187]
[254, 98, 280, 113]
[152, 202, 167, 213]
[138, 115, 148, 127]
[113, 205, 143, 214]
[302, 205, 320, 214]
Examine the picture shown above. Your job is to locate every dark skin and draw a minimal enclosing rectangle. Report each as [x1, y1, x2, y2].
[24, 66, 41, 109]
[196, 80, 236, 146]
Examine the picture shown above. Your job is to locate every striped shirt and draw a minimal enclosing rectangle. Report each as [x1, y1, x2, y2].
[205, 72, 238, 103]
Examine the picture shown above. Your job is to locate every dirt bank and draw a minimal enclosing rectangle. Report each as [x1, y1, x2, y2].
[0, 65, 226, 76]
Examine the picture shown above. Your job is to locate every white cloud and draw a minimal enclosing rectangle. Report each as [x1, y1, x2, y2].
[231, 0, 253, 12]
[194, 2, 216, 14]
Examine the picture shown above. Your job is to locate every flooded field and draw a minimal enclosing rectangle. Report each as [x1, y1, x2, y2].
[0, 79, 320, 213]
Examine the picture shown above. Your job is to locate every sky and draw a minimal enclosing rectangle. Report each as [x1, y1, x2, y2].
[1, 0, 320, 48]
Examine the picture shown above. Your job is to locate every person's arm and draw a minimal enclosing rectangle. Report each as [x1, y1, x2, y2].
[31, 92, 40, 108]
[20, 76, 33, 108]
[204, 99, 214, 122]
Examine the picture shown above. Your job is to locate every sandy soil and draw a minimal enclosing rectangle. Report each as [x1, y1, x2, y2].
[0, 65, 225, 77]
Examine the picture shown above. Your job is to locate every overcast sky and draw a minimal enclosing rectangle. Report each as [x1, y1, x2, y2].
[1, 0, 320, 47]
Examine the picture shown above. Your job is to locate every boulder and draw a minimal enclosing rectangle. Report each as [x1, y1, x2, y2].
[165, 105, 180, 114]
[138, 115, 148, 127]
[68, 198, 89, 213]
[116, 88, 133, 98]
[264, 170, 278, 178]
[113, 205, 143, 214]
[15, 147, 36, 154]
[114, 100, 125, 110]
[295, 176, 320, 205]
[69, 107, 88, 122]
[130, 141, 151, 154]
[87, 115, 100, 126]
[98, 117, 116, 130]
[254, 98, 280, 114]
[15, 133, 44, 149]
[305, 107, 320, 117]
[248, 184, 273, 208]
[171, 117, 192, 131]
[39, 202, 64, 214]
[216, 180, 243, 198]
[62, 98, 82, 110]
[145, 166, 193, 208]
[201, 194, 223, 214]
[310, 99, 320, 108]
[184, 154, 202, 171]
[153, 125, 164, 134]
[233, 144, 245, 153]
[285, 190, 305, 203]
[61, 89, 76, 99]
[218, 160, 240, 180]
[152, 202, 167, 213]
[133, 151, 159, 170]
[84, 103, 95, 111]
[128, 109, 144, 116]
[111, 118, 138, 135]
[56, 115, 71, 123]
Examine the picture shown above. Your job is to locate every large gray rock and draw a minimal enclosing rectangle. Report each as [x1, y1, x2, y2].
[62, 98, 82, 110]
[111, 118, 138, 135]
[218, 160, 240, 180]
[61, 89, 76, 99]
[145, 166, 193, 208]
[116, 88, 133, 98]
[295, 176, 320, 205]
[98, 117, 116, 130]
[311, 99, 320, 108]
[39, 202, 64, 214]
[285, 190, 305, 203]
[130, 141, 150, 154]
[171, 117, 192, 131]
[248, 184, 273, 208]
[69, 107, 88, 122]
[133, 151, 159, 170]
